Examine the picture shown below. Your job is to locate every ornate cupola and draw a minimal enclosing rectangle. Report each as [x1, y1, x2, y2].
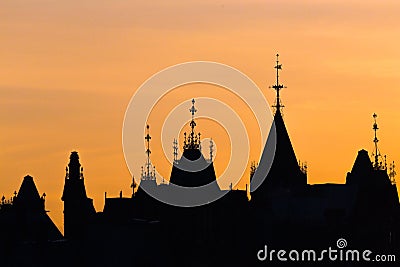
[169, 99, 219, 189]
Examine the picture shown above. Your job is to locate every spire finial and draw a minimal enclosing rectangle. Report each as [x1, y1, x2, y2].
[270, 53, 286, 113]
[141, 124, 156, 181]
[184, 98, 200, 149]
[189, 98, 197, 138]
[190, 98, 197, 119]
[372, 113, 380, 169]
[173, 138, 179, 164]
[145, 124, 151, 158]
[209, 138, 214, 162]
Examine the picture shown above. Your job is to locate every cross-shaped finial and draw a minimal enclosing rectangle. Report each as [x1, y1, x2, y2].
[184, 98, 201, 150]
[271, 53, 285, 112]
[189, 98, 197, 119]
[145, 125, 151, 142]
[145, 124, 151, 156]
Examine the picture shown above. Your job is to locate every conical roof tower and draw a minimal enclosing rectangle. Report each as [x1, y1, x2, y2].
[12, 175, 63, 241]
[251, 54, 306, 201]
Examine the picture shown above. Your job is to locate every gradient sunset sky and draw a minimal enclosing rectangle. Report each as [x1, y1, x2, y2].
[1, 0, 400, 232]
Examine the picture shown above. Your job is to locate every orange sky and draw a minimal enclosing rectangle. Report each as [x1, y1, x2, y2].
[1, 0, 400, 232]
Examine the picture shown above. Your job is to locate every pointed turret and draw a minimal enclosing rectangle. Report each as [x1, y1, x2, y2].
[13, 175, 44, 211]
[346, 149, 374, 185]
[62, 151, 95, 239]
[251, 55, 306, 201]
[267, 110, 306, 187]
[9, 175, 63, 242]
[169, 99, 219, 188]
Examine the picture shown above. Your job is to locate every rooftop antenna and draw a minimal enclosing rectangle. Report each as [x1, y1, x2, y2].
[372, 113, 381, 170]
[173, 138, 178, 164]
[270, 54, 286, 113]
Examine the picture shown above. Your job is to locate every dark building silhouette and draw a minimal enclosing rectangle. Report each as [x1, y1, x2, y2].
[0, 175, 62, 266]
[169, 99, 219, 189]
[61, 151, 95, 239]
[0, 175, 62, 242]
[1, 55, 399, 266]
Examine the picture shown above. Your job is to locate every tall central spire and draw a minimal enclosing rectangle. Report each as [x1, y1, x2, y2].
[271, 54, 285, 113]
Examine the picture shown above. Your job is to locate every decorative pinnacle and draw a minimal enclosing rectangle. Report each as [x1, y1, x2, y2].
[209, 138, 214, 162]
[190, 98, 197, 119]
[372, 113, 380, 169]
[389, 161, 396, 184]
[173, 138, 179, 164]
[184, 98, 201, 149]
[141, 124, 156, 181]
[270, 53, 286, 112]
[145, 124, 151, 158]
[189, 99, 197, 137]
